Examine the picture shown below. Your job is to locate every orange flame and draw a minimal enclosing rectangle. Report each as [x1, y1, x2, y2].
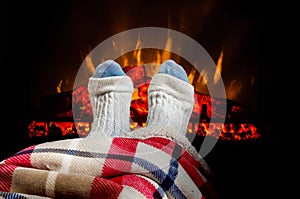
[188, 68, 196, 84]
[56, 80, 63, 93]
[118, 30, 173, 71]
[227, 79, 243, 100]
[85, 52, 96, 74]
[30, 36, 260, 142]
[214, 50, 223, 85]
[133, 33, 142, 66]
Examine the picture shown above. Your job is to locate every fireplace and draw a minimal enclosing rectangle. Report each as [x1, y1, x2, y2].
[27, 61, 260, 146]
[26, 29, 262, 145]
[5, 1, 279, 198]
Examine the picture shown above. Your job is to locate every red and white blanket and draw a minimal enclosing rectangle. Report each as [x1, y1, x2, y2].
[0, 134, 216, 199]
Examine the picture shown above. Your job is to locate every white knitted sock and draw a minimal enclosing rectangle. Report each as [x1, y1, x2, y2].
[87, 76, 133, 138]
[146, 73, 194, 135]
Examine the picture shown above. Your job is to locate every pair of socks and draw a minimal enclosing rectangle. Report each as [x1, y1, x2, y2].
[87, 59, 194, 138]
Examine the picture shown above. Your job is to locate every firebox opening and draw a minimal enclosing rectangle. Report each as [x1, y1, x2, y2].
[27, 49, 260, 145]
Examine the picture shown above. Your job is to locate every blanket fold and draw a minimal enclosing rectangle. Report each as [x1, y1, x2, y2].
[1, 134, 214, 199]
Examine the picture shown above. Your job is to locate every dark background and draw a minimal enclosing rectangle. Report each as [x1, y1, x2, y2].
[3, 0, 280, 198]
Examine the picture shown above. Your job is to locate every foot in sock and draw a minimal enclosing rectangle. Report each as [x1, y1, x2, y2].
[87, 60, 133, 138]
[158, 59, 189, 83]
[93, 60, 125, 78]
[146, 60, 194, 135]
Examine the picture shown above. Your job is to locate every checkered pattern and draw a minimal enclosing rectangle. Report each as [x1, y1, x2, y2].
[0, 136, 212, 199]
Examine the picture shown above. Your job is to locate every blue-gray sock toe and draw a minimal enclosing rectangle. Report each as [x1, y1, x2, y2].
[93, 60, 125, 78]
[158, 60, 189, 83]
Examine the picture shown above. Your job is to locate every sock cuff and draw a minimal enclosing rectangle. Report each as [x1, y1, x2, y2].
[148, 74, 194, 103]
[88, 76, 134, 96]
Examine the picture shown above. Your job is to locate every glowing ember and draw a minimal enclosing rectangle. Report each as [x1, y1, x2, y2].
[26, 28, 262, 141]
[28, 121, 90, 138]
[28, 61, 260, 141]
[186, 122, 260, 141]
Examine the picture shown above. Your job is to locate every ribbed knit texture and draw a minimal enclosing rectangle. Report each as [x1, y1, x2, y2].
[87, 76, 133, 138]
[146, 73, 195, 135]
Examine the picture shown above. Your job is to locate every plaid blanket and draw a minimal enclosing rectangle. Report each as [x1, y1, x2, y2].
[0, 135, 215, 199]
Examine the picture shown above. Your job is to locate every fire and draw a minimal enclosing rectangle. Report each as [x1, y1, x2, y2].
[227, 79, 243, 100]
[81, 49, 96, 74]
[134, 34, 142, 66]
[86, 54, 95, 74]
[28, 121, 90, 138]
[27, 35, 260, 142]
[186, 122, 260, 141]
[117, 30, 172, 71]
[214, 50, 223, 85]
[28, 80, 260, 141]
[199, 69, 209, 85]
[123, 65, 260, 141]
[188, 68, 197, 84]
[161, 30, 173, 62]
[56, 80, 63, 93]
